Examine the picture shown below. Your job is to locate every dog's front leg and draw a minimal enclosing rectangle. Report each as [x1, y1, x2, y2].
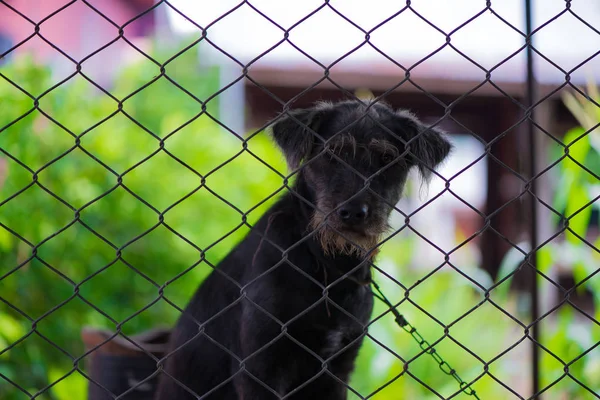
[234, 371, 280, 400]
[234, 302, 292, 399]
[235, 314, 351, 399]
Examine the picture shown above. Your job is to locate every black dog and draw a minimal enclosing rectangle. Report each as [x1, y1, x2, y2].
[154, 100, 451, 399]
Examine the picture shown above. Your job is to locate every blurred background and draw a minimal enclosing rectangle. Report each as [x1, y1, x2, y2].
[1, 0, 599, 399]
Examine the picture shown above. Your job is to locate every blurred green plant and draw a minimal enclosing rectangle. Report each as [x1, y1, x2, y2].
[0, 47, 522, 399]
[2, 41, 597, 400]
[556, 80, 600, 246]
[532, 79, 600, 399]
[0, 44, 288, 399]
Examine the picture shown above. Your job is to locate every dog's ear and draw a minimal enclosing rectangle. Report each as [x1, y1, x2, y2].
[394, 111, 452, 180]
[270, 107, 325, 170]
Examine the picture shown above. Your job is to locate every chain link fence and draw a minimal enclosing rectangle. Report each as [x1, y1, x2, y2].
[1, 0, 599, 399]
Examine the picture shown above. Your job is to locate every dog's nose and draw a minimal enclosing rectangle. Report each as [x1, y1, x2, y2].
[337, 203, 369, 224]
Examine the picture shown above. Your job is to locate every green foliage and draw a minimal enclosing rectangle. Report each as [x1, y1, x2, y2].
[0, 48, 521, 399]
[2, 42, 598, 400]
[350, 258, 523, 399]
[532, 80, 600, 398]
[0, 46, 287, 399]
[557, 82, 600, 242]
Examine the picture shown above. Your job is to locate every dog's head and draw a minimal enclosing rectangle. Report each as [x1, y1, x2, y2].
[271, 100, 452, 256]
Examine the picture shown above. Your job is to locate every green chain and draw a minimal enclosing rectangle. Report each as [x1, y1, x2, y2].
[371, 280, 481, 400]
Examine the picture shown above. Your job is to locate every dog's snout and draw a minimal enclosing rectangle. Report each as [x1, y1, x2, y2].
[337, 202, 369, 224]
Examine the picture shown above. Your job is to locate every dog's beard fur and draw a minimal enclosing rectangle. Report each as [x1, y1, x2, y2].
[310, 210, 390, 257]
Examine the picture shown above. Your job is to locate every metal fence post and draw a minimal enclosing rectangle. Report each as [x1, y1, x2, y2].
[524, 0, 541, 397]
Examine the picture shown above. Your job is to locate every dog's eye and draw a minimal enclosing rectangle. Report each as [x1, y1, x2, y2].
[381, 154, 394, 164]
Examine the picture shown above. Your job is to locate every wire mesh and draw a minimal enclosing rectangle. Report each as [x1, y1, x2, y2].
[1, 0, 599, 399]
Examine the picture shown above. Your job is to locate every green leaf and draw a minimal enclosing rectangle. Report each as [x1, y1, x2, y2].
[0, 312, 25, 343]
[565, 182, 592, 244]
[562, 127, 591, 175]
[537, 246, 554, 275]
[49, 368, 87, 400]
[573, 262, 589, 295]
[0, 224, 14, 251]
[551, 169, 574, 220]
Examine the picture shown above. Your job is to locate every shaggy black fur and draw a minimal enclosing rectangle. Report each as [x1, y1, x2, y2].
[155, 100, 452, 399]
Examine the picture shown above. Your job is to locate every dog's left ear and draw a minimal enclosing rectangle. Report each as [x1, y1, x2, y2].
[395, 111, 452, 180]
[270, 107, 325, 170]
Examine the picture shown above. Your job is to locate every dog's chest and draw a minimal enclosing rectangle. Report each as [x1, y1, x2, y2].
[285, 283, 372, 358]
[319, 286, 373, 358]
[321, 324, 362, 359]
